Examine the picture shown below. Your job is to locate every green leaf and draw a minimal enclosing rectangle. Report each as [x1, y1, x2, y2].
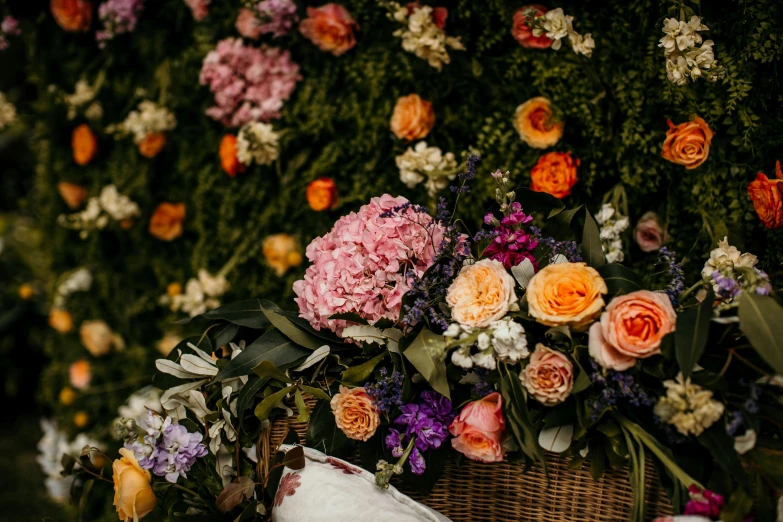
[306, 400, 355, 459]
[328, 312, 370, 325]
[215, 329, 309, 381]
[215, 476, 255, 513]
[259, 300, 324, 350]
[341, 351, 388, 385]
[294, 389, 310, 423]
[572, 359, 592, 394]
[581, 207, 605, 268]
[403, 329, 450, 399]
[516, 188, 566, 218]
[236, 376, 268, 430]
[748, 447, 783, 488]
[738, 292, 783, 375]
[254, 385, 293, 421]
[252, 360, 293, 383]
[720, 488, 753, 522]
[200, 299, 271, 329]
[596, 264, 644, 297]
[675, 287, 714, 378]
[697, 424, 751, 491]
[233, 500, 259, 522]
[299, 385, 332, 402]
[210, 322, 240, 350]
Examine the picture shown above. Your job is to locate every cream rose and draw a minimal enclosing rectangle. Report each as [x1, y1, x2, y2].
[526, 262, 607, 331]
[520, 344, 574, 406]
[446, 259, 519, 328]
[113, 448, 157, 522]
[80, 320, 123, 356]
[330, 385, 380, 441]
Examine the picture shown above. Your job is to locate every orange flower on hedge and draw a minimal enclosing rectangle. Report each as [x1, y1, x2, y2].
[306, 177, 339, 211]
[49, 308, 74, 334]
[748, 161, 783, 229]
[262, 233, 302, 276]
[51, 0, 92, 32]
[219, 134, 245, 177]
[137, 132, 166, 158]
[149, 202, 185, 241]
[299, 3, 359, 56]
[72, 124, 98, 166]
[513, 97, 563, 149]
[530, 151, 579, 199]
[390, 94, 435, 141]
[661, 116, 714, 170]
[57, 181, 88, 209]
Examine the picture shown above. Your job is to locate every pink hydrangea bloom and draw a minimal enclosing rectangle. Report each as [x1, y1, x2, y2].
[237, 0, 298, 39]
[294, 195, 445, 335]
[199, 38, 301, 128]
[184, 0, 210, 21]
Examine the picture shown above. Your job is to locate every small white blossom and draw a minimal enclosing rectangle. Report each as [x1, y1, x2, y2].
[236, 122, 279, 166]
[701, 237, 759, 291]
[37, 419, 105, 502]
[471, 349, 496, 370]
[57, 185, 140, 238]
[386, 2, 464, 71]
[733, 429, 756, 455]
[163, 271, 229, 317]
[477, 332, 491, 350]
[60, 79, 103, 121]
[653, 373, 725, 437]
[54, 268, 93, 308]
[0, 91, 16, 131]
[595, 203, 628, 264]
[490, 318, 529, 364]
[540, 8, 568, 46]
[396, 141, 459, 197]
[444, 323, 462, 338]
[451, 347, 473, 369]
[98, 185, 141, 221]
[660, 16, 723, 85]
[107, 100, 176, 143]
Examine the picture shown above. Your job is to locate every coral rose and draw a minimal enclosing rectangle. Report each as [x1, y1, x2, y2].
[262, 233, 302, 276]
[526, 262, 607, 331]
[589, 290, 676, 372]
[661, 116, 714, 169]
[446, 259, 519, 328]
[511, 6, 552, 49]
[330, 385, 380, 441]
[69, 359, 92, 390]
[113, 448, 157, 522]
[49, 308, 74, 333]
[299, 3, 358, 56]
[530, 151, 579, 199]
[72, 124, 98, 166]
[306, 177, 338, 211]
[149, 202, 185, 241]
[57, 181, 88, 209]
[236, 8, 262, 39]
[390, 94, 435, 141]
[514, 97, 563, 149]
[137, 132, 166, 158]
[521, 344, 574, 406]
[219, 134, 245, 177]
[51, 0, 92, 32]
[449, 392, 506, 463]
[747, 161, 783, 229]
[634, 212, 667, 253]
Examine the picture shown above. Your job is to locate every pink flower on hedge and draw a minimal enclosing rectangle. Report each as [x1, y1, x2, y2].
[96, 0, 144, 47]
[293, 195, 444, 335]
[237, 0, 298, 39]
[183, 0, 209, 21]
[199, 38, 301, 128]
[299, 3, 358, 56]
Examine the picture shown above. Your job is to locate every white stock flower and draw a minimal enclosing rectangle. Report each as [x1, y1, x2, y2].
[542, 8, 568, 47]
[701, 237, 758, 281]
[236, 122, 279, 166]
[451, 347, 473, 369]
[108, 100, 176, 143]
[471, 349, 496, 370]
[660, 16, 721, 85]
[395, 141, 458, 197]
[0, 91, 17, 131]
[490, 318, 529, 363]
[390, 2, 464, 71]
[653, 373, 725, 437]
[98, 185, 141, 221]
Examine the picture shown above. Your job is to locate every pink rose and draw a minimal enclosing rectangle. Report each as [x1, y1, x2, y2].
[236, 8, 262, 39]
[521, 344, 574, 406]
[511, 5, 553, 49]
[589, 290, 676, 371]
[299, 3, 358, 56]
[449, 392, 506, 463]
[634, 212, 666, 253]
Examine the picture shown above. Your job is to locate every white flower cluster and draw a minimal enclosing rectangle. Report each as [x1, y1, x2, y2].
[37, 419, 105, 502]
[116, 386, 162, 428]
[446, 317, 530, 371]
[53, 267, 93, 308]
[53, 79, 103, 121]
[595, 203, 629, 264]
[530, 8, 594, 58]
[659, 16, 724, 85]
[160, 269, 230, 317]
[388, 2, 464, 71]
[107, 100, 176, 143]
[396, 141, 458, 197]
[57, 185, 141, 238]
[236, 121, 279, 166]
[653, 373, 725, 437]
[0, 91, 17, 131]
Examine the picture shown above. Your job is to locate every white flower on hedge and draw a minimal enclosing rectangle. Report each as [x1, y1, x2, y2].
[653, 373, 725, 437]
[659, 16, 722, 85]
[734, 429, 756, 455]
[98, 185, 141, 221]
[116, 387, 162, 429]
[539, 8, 568, 48]
[237, 122, 279, 166]
[198, 269, 230, 297]
[53, 267, 93, 307]
[62, 79, 103, 121]
[107, 100, 176, 143]
[37, 419, 105, 502]
[0, 91, 17, 131]
[396, 141, 458, 197]
[57, 185, 139, 238]
[388, 1, 464, 71]
[701, 237, 758, 293]
[490, 318, 529, 364]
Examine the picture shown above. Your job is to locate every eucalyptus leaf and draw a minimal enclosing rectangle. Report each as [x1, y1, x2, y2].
[215, 476, 255, 513]
[254, 385, 293, 421]
[200, 299, 270, 329]
[215, 329, 309, 381]
[342, 351, 388, 385]
[328, 312, 370, 325]
[292, 345, 330, 371]
[511, 258, 536, 289]
[300, 385, 332, 402]
[581, 207, 605, 268]
[738, 292, 783, 375]
[516, 187, 566, 218]
[259, 300, 324, 350]
[294, 389, 310, 423]
[210, 322, 240, 350]
[403, 329, 450, 399]
[675, 287, 714, 378]
[252, 360, 293, 383]
[538, 425, 573, 453]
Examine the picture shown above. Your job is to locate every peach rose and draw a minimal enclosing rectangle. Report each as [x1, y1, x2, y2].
[661, 116, 714, 170]
[514, 97, 563, 149]
[57, 181, 88, 209]
[306, 177, 339, 211]
[51, 0, 92, 32]
[113, 448, 157, 522]
[299, 4, 359, 56]
[49, 308, 74, 333]
[520, 344, 574, 406]
[530, 151, 579, 199]
[137, 132, 166, 158]
[526, 262, 607, 331]
[589, 290, 677, 372]
[236, 8, 262, 39]
[748, 161, 783, 229]
[634, 212, 667, 253]
[149, 202, 185, 241]
[330, 385, 380, 441]
[390, 94, 435, 141]
[446, 259, 519, 328]
[219, 134, 245, 177]
[262, 233, 303, 276]
[72, 124, 98, 166]
[80, 319, 122, 356]
[69, 359, 92, 390]
[449, 392, 506, 463]
[511, 6, 552, 49]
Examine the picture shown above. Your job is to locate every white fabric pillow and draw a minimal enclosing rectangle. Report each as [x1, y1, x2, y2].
[272, 445, 451, 522]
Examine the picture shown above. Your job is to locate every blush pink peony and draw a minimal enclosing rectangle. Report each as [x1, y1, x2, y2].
[449, 392, 506, 463]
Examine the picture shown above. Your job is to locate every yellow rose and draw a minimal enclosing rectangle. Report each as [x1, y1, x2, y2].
[113, 448, 157, 522]
[446, 259, 518, 328]
[526, 262, 607, 331]
[330, 385, 380, 441]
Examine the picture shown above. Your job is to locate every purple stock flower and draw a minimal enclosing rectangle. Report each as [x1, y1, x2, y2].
[154, 423, 208, 483]
[386, 429, 404, 458]
[684, 486, 725, 518]
[481, 205, 539, 270]
[409, 447, 426, 475]
[712, 270, 741, 300]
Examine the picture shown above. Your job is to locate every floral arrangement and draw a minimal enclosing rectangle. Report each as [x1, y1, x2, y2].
[106, 100, 176, 157]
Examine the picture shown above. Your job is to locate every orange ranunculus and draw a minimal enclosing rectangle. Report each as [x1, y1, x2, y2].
[72, 124, 98, 166]
[390, 94, 435, 141]
[113, 448, 157, 522]
[530, 151, 579, 199]
[51, 0, 92, 32]
[137, 132, 166, 158]
[57, 181, 88, 209]
[526, 262, 607, 331]
[330, 385, 380, 441]
[299, 3, 358, 56]
[149, 202, 185, 241]
[661, 116, 714, 169]
[511, 5, 553, 49]
[513, 97, 563, 149]
[262, 233, 303, 276]
[306, 177, 339, 211]
[219, 134, 245, 177]
[49, 308, 74, 334]
[748, 161, 783, 229]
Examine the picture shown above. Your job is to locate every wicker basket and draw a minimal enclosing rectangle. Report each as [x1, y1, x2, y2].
[263, 397, 673, 522]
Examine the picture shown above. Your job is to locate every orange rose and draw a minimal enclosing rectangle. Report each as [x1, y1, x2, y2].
[530, 151, 579, 199]
[306, 177, 339, 211]
[526, 262, 607, 331]
[49, 308, 74, 334]
[511, 6, 553, 49]
[57, 181, 88, 209]
[390, 94, 435, 141]
[513, 97, 563, 149]
[137, 132, 166, 158]
[219, 134, 245, 177]
[299, 3, 359, 56]
[661, 116, 714, 169]
[748, 161, 783, 229]
[149, 202, 185, 241]
[113, 448, 157, 522]
[51, 0, 92, 32]
[262, 233, 303, 276]
[72, 124, 98, 166]
[69, 359, 92, 390]
[330, 385, 380, 441]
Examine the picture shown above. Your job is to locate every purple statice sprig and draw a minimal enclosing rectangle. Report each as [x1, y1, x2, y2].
[530, 225, 583, 263]
[588, 360, 656, 422]
[365, 367, 404, 416]
[657, 246, 685, 307]
[471, 367, 494, 398]
[96, 0, 144, 48]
